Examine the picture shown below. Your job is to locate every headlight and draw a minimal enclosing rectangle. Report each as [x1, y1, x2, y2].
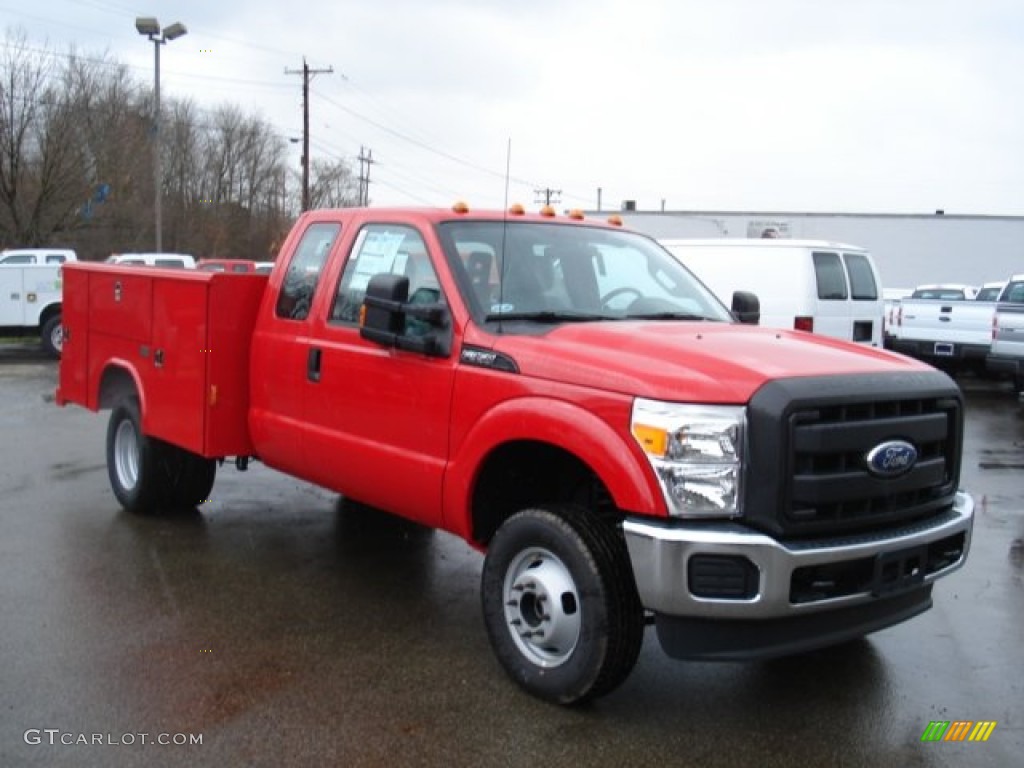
[630, 398, 745, 518]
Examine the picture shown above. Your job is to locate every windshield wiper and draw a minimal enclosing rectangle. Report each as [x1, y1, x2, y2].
[486, 311, 612, 323]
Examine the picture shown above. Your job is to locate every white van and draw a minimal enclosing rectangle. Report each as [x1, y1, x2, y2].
[105, 252, 196, 269]
[659, 238, 885, 346]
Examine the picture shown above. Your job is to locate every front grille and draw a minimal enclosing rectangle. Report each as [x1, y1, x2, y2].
[745, 372, 963, 538]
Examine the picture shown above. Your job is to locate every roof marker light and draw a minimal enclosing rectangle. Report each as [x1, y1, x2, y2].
[607, 215, 624, 227]
[540, 205, 556, 217]
[508, 203, 525, 215]
[568, 209, 585, 220]
[452, 201, 470, 214]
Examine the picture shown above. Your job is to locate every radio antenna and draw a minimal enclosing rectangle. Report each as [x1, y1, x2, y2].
[497, 138, 512, 328]
[502, 137, 512, 211]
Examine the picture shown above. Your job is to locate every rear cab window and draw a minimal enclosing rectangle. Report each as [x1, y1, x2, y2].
[275, 222, 341, 321]
[1000, 281, 1024, 304]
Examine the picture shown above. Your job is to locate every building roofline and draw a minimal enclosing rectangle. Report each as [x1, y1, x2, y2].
[585, 209, 1024, 222]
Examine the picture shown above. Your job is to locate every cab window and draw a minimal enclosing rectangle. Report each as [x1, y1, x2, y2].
[275, 222, 341, 320]
[330, 224, 442, 326]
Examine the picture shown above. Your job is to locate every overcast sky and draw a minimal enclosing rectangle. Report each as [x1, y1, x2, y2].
[7, 0, 1024, 214]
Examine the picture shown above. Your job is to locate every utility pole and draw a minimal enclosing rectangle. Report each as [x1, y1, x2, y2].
[534, 187, 562, 206]
[357, 146, 374, 206]
[285, 58, 333, 212]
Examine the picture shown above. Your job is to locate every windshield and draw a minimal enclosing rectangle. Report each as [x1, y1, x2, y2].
[436, 221, 732, 326]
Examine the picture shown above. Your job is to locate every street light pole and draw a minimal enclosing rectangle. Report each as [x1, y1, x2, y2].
[135, 17, 187, 253]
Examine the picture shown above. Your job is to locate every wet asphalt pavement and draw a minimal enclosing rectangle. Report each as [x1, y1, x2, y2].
[0, 344, 1021, 767]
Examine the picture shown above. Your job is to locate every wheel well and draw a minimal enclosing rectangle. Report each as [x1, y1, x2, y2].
[471, 440, 618, 546]
[98, 366, 139, 410]
[39, 303, 62, 325]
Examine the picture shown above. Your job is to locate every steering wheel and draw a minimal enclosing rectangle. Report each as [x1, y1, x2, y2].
[600, 287, 643, 310]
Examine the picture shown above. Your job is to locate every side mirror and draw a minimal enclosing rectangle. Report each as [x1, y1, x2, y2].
[359, 273, 448, 355]
[731, 291, 760, 325]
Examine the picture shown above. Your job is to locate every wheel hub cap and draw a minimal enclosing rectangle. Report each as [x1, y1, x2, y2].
[502, 548, 581, 667]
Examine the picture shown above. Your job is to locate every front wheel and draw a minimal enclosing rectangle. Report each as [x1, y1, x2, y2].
[481, 505, 645, 705]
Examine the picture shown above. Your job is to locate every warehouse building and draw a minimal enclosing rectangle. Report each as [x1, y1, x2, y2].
[602, 208, 1024, 291]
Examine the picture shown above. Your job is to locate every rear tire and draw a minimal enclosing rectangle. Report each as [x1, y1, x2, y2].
[481, 504, 645, 705]
[41, 314, 62, 359]
[106, 399, 216, 514]
[167, 448, 216, 509]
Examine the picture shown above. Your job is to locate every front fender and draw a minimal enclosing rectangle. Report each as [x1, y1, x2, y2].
[442, 395, 664, 540]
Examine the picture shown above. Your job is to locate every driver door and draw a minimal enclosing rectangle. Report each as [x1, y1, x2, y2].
[302, 223, 457, 528]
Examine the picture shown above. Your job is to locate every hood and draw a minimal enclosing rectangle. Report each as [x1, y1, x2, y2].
[489, 321, 928, 403]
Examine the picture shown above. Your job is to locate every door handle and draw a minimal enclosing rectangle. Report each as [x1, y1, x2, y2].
[307, 347, 322, 383]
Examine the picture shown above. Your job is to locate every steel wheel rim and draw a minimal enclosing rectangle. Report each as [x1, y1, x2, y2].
[114, 419, 139, 492]
[51, 324, 63, 353]
[502, 547, 581, 668]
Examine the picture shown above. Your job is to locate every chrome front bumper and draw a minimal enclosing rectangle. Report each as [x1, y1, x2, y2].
[623, 490, 974, 620]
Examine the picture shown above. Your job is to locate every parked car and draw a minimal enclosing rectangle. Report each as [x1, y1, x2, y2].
[975, 281, 1007, 302]
[1, 248, 77, 265]
[197, 259, 260, 273]
[0, 260, 68, 357]
[986, 275, 1024, 392]
[106, 253, 196, 269]
[883, 287, 913, 345]
[660, 238, 884, 346]
[889, 282, 1001, 372]
[909, 284, 978, 301]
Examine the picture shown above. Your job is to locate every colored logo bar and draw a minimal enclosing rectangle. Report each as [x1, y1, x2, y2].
[921, 721, 997, 742]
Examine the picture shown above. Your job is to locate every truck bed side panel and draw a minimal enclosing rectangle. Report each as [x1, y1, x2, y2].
[57, 263, 262, 458]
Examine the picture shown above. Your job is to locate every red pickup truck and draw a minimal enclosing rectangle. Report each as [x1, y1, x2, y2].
[56, 205, 974, 704]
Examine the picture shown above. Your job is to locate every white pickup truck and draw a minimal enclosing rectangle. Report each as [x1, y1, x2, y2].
[986, 275, 1024, 392]
[0, 249, 76, 358]
[888, 284, 997, 373]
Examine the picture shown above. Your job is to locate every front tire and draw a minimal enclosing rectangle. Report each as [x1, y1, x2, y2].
[481, 505, 645, 705]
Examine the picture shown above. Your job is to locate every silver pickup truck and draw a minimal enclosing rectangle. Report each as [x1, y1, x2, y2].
[888, 284, 996, 373]
[986, 275, 1024, 392]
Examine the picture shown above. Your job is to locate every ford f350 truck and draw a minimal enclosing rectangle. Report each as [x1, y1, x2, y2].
[56, 205, 974, 704]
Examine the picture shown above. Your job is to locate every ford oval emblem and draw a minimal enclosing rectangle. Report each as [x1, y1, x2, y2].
[865, 440, 918, 478]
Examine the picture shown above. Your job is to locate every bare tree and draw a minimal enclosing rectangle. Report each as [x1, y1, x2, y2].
[0, 30, 145, 251]
[308, 157, 359, 209]
[0, 29, 354, 260]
